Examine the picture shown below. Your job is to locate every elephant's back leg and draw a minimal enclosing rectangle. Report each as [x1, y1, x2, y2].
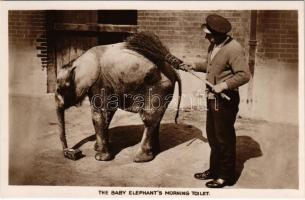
[134, 76, 175, 162]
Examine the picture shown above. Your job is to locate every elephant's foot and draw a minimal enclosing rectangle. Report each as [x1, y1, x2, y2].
[95, 151, 113, 161]
[134, 148, 154, 162]
[94, 143, 112, 161]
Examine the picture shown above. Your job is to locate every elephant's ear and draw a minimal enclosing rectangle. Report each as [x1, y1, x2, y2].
[68, 66, 77, 82]
[72, 51, 100, 99]
[57, 64, 77, 89]
[59, 66, 77, 88]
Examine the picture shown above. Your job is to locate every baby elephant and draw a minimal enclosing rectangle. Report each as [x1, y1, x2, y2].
[55, 40, 181, 162]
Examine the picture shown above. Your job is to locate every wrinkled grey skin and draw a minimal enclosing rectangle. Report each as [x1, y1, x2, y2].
[55, 42, 181, 162]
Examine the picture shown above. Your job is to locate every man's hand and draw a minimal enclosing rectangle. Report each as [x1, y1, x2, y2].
[178, 63, 192, 71]
[213, 82, 228, 93]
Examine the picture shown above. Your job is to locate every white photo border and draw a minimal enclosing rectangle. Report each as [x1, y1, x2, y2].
[0, 1, 304, 198]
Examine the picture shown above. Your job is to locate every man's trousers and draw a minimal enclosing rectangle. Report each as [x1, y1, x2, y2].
[206, 90, 240, 181]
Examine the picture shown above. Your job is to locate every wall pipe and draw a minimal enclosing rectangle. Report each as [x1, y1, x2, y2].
[246, 10, 258, 108]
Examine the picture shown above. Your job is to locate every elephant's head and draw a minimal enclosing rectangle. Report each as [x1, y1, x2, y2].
[54, 51, 101, 152]
[55, 62, 77, 110]
[55, 62, 78, 150]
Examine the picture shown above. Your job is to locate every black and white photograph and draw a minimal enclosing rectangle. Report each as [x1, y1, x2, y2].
[0, 1, 304, 198]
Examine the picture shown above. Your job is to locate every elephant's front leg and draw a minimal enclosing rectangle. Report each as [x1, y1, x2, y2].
[91, 109, 113, 161]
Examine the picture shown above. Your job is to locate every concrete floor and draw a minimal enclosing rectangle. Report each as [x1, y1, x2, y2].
[9, 94, 298, 189]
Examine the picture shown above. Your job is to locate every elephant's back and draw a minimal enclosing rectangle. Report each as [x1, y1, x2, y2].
[95, 43, 164, 94]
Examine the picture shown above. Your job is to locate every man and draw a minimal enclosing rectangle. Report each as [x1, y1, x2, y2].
[178, 14, 251, 188]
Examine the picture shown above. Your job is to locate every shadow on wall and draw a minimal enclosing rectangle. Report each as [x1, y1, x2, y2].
[71, 123, 206, 159]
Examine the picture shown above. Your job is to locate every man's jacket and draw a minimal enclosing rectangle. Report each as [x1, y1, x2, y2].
[193, 38, 251, 90]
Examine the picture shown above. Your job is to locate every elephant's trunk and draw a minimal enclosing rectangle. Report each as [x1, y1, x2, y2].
[174, 70, 182, 124]
[56, 100, 68, 150]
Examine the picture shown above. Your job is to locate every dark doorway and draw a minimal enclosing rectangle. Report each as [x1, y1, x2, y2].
[98, 10, 137, 45]
[98, 10, 137, 25]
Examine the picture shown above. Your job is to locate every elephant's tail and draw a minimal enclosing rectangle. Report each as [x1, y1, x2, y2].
[174, 69, 182, 124]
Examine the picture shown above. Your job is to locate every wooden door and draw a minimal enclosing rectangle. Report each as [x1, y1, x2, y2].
[46, 10, 138, 93]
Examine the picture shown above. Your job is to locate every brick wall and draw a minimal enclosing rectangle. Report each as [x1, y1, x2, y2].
[137, 10, 298, 124]
[9, 10, 47, 95]
[8, 10, 299, 123]
[8, 10, 299, 97]
[256, 10, 298, 63]
[138, 10, 250, 62]
[8, 10, 299, 71]
[138, 10, 299, 65]
[9, 11, 46, 48]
